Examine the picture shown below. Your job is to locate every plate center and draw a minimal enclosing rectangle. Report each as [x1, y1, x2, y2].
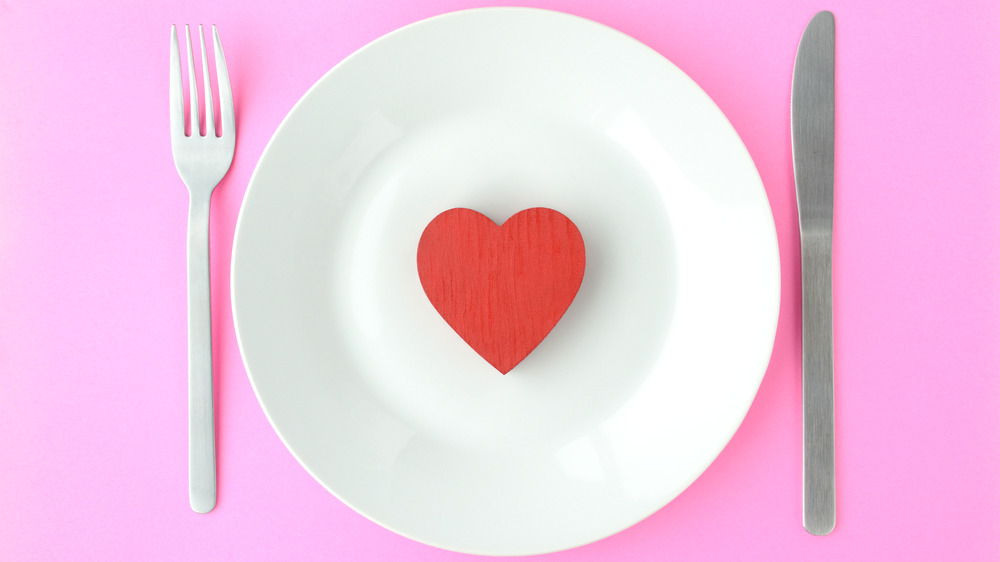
[321, 110, 676, 455]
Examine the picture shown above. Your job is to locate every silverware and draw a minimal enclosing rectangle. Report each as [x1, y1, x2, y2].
[169, 24, 235, 514]
[792, 10, 835, 535]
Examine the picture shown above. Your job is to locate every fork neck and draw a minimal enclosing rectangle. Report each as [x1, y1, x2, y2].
[188, 189, 213, 210]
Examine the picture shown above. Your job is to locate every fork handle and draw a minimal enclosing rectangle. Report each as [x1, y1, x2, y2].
[187, 193, 216, 513]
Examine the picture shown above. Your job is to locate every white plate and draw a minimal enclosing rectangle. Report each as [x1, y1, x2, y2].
[232, 7, 779, 556]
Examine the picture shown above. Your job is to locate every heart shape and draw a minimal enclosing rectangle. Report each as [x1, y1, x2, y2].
[417, 207, 586, 374]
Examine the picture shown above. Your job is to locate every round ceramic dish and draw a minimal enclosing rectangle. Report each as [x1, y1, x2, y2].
[232, 7, 779, 555]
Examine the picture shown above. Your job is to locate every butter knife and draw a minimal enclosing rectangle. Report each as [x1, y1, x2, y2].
[792, 10, 836, 535]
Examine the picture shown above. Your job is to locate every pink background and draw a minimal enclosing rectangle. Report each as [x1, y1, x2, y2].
[2, 0, 999, 559]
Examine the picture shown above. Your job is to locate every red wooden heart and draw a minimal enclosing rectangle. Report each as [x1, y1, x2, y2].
[417, 207, 585, 374]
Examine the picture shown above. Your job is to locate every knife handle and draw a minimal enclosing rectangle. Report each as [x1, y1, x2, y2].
[802, 231, 834, 535]
[188, 193, 216, 514]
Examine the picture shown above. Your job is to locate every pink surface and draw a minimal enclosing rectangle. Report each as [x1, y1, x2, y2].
[2, 0, 999, 560]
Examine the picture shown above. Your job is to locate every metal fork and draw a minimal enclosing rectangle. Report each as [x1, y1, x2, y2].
[169, 24, 235, 514]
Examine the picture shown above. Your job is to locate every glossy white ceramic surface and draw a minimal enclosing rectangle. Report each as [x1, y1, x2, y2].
[232, 7, 779, 556]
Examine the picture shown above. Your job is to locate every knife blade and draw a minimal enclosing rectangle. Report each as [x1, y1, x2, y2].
[792, 10, 835, 536]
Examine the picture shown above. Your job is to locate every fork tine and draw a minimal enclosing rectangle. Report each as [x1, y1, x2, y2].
[185, 25, 200, 136]
[199, 25, 216, 138]
[212, 25, 235, 138]
[169, 25, 185, 139]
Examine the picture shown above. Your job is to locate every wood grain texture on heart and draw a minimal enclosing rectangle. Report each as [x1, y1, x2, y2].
[417, 207, 586, 374]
